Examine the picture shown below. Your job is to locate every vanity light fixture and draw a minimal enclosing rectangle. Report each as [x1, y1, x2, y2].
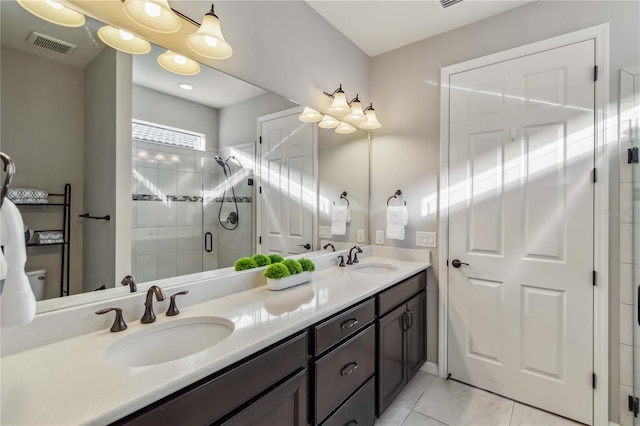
[178, 83, 195, 91]
[187, 4, 233, 59]
[157, 50, 201, 75]
[335, 121, 357, 135]
[318, 115, 340, 129]
[17, 0, 85, 27]
[98, 25, 151, 55]
[298, 107, 323, 123]
[324, 84, 351, 115]
[343, 94, 367, 124]
[357, 103, 382, 130]
[123, 0, 181, 33]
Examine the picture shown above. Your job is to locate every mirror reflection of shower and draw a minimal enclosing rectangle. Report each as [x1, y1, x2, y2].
[214, 155, 243, 230]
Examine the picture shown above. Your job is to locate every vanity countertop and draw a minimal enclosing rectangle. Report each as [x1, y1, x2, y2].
[1, 256, 429, 425]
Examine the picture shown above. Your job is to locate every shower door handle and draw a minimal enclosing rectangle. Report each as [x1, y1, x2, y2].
[298, 243, 311, 250]
[205, 232, 213, 253]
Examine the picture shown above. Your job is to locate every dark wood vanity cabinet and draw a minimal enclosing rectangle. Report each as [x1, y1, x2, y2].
[377, 273, 427, 416]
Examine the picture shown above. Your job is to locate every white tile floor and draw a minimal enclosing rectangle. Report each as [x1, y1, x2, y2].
[376, 372, 584, 426]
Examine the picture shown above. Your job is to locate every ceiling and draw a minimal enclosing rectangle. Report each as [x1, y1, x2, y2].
[306, 0, 535, 57]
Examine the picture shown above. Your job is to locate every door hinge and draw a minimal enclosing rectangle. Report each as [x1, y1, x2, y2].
[592, 373, 596, 389]
[594, 65, 599, 82]
[592, 167, 597, 183]
[629, 147, 639, 164]
[629, 395, 639, 417]
[592, 270, 596, 286]
[259, 236, 262, 244]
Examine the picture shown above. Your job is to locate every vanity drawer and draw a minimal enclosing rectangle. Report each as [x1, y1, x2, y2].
[314, 325, 375, 424]
[313, 298, 375, 355]
[118, 332, 307, 426]
[320, 377, 375, 426]
[377, 272, 426, 316]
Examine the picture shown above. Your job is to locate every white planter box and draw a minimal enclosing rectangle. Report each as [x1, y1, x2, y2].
[267, 271, 312, 291]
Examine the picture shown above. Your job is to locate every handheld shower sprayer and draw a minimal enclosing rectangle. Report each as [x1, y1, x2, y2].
[215, 155, 243, 230]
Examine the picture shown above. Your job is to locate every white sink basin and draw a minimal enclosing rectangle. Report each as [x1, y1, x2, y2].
[352, 263, 399, 274]
[104, 316, 234, 367]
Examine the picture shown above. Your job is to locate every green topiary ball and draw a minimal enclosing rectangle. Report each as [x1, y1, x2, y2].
[264, 263, 291, 279]
[268, 254, 284, 264]
[282, 259, 303, 275]
[252, 254, 272, 267]
[234, 257, 258, 271]
[297, 258, 315, 272]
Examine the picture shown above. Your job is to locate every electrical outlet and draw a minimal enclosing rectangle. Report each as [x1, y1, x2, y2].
[357, 229, 365, 243]
[319, 226, 332, 238]
[376, 230, 384, 245]
[416, 231, 436, 248]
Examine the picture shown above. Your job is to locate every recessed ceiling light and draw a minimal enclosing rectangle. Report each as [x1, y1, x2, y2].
[178, 83, 195, 91]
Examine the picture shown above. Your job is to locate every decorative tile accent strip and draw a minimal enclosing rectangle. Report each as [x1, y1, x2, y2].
[132, 194, 203, 202]
[215, 196, 252, 203]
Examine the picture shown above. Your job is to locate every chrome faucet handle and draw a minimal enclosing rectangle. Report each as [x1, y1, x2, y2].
[141, 286, 165, 324]
[121, 275, 137, 293]
[337, 255, 345, 267]
[166, 290, 189, 316]
[96, 307, 127, 332]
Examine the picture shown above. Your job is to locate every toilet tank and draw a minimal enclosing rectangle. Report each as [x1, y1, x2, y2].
[26, 269, 46, 301]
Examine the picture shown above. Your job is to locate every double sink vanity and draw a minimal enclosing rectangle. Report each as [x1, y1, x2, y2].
[1, 248, 430, 425]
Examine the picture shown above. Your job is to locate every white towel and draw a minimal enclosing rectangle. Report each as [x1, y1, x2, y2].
[386, 205, 408, 240]
[0, 199, 36, 327]
[331, 205, 351, 236]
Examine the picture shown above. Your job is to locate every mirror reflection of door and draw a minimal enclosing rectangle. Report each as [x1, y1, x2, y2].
[258, 108, 316, 256]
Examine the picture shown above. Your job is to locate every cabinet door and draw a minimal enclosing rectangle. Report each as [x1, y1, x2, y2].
[405, 291, 427, 381]
[222, 370, 307, 426]
[377, 303, 407, 416]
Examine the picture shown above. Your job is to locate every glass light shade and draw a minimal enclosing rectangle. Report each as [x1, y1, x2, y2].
[335, 121, 356, 135]
[318, 115, 340, 129]
[343, 99, 367, 123]
[187, 8, 233, 59]
[358, 108, 382, 130]
[299, 107, 322, 123]
[123, 0, 181, 33]
[327, 90, 351, 115]
[98, 26, 151, 55]
[17, 0, 85, 27]
[157, 50, 200, 75]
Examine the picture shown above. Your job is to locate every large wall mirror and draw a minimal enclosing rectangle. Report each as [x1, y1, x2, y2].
[0, 0, 370, 312]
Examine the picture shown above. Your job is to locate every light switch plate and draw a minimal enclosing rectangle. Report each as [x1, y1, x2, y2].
[376, 230, 384, 245]
[416, 231, 436, 248]
[357, 229, 365, 243]
[319, 226, 332, 238]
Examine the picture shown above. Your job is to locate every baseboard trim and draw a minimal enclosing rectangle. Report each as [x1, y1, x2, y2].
[420, 361, 439, 376]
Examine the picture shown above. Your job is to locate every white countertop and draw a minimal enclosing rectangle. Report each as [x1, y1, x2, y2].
[0, 256, 429, 425]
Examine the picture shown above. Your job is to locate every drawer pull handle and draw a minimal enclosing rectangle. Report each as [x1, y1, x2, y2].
[345, 421, 359, 426]
[340, 362, 359, 376]
[340, 318, 359, 329]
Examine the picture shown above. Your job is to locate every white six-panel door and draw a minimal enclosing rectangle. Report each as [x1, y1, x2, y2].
[447, 40, 595, 424]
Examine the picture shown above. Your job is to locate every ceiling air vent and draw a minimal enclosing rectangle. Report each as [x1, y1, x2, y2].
[26, 32, 77, 56]
[440, 0, 464, 8]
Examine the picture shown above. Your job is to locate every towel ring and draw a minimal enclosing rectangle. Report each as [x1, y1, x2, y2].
[386, 189, 405, 206]
[0, 152, 15, 208]
[334, 191, 350, 207]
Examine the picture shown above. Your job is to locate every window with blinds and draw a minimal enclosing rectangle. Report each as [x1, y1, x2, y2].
[132, 119, 205, 151]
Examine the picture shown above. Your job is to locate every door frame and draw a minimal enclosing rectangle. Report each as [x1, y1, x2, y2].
[255, 106, 318, 254]
[438, 24, 610, 425]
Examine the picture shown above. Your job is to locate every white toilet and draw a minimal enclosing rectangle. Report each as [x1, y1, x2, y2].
[26, 269, 46, 301]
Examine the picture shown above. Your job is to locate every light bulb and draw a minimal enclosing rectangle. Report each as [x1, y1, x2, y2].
[144, 1, 161, 17]
[335, 121, 356, 135]
[44, 0, 63, 10]
[318, 115, 340, 129]
[119, 30, 134, 41]
[123, 0, 180, 33]
[174, 54, 186, 65]
[205, 36, 219, 47]
[157, 50, 201, 76]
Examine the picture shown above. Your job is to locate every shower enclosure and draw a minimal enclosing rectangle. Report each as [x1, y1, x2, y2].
[620, 66, 640, 426]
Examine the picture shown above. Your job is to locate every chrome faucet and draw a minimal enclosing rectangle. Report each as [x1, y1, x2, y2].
[141, 286, 165, 323]
[121, 275, 137, 293]
[323, 243, 336, 252]
[346, 246, 362, 265]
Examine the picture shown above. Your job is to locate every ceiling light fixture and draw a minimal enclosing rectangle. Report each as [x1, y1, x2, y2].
[324, 84, 351, 115]
[17, 0, 85, 27]
[157, 50, 200, 75]
[178, 83, 195, 91]
[298, 107, 323, 123]
[318, 115, 340, 129]
[358, 104, 382, 130]
[335, 121, 357, 135]
[343, 94, 367, 124]
[123, 0, 181, 33]
[98, 25, 151, 55]
[187, 4, 233, 59]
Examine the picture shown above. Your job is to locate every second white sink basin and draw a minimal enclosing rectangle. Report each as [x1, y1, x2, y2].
[104, 316, 234, 367]
[352, 263, 399, 274]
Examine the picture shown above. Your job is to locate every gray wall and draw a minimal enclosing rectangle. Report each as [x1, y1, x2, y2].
[0, 45, 84, 298]
[370, 0, 640, 419]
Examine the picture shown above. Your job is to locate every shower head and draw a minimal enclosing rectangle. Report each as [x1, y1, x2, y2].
[214, 155, 226, 167]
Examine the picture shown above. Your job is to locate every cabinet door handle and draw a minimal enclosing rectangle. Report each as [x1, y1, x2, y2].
[345, 421, 359, 426]
[340, 362, 359, 376]
[340, 318, 359, 329]
[401, 311, 409, 331]
[407, 308, 414, 328]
